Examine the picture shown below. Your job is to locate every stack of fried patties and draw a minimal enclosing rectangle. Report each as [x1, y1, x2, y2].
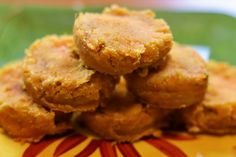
[72, 5, 209, 142]
[1, 5, 236, 143]
[73, 6, 236, 140]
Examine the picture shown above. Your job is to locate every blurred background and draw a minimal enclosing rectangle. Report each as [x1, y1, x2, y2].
[0, 0, 236, 65]
[1, 0, 236, 16]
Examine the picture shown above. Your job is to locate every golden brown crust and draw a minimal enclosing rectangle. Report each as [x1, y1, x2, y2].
[23, 35, 117, 112]
[126, 43, 208, 109]
[182, 61, 236, 134]
[80, 77, 170, 142]
[73, 5, 173, 75]
[0, 62, 71, 142]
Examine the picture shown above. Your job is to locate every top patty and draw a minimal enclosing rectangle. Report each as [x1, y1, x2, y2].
[74, 5, 173, 75]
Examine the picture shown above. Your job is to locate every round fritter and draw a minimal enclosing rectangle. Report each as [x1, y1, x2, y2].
[73, 5, 173, 75]
[23, 35, 117, 112]
[182, 61, 236, 134]
[80, 77, 170, 142]
[126, 43, 208, 109]
[0, 62, 71, 142]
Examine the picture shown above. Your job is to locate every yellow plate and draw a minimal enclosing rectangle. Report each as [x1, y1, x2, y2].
[1, 130, 236, 157]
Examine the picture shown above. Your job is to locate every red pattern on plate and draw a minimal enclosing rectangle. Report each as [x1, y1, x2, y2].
[99, 140, 117, 157]
[53, 134, 87, 157]
[145, 138, 187, 157]
[117, 143, 141, 157]
[23, 137, 58, 157]
[74, 139, 101, 157]
[23, 133, 196, 157]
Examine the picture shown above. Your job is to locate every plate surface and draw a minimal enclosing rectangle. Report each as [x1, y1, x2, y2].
[0, 131, 236, 157]
[0, 5, 236, 157]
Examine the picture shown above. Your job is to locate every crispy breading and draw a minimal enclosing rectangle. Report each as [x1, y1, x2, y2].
[73, 5, 173, 75]
[182, 61, 236, 134]
[23, 35, 117, 112]
[79, 77, 171, 142]
[0, 62, 71, 142]
[126, 43, 208, 108]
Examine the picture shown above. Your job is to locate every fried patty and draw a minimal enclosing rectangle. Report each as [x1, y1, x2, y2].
[126, 43, 208, 109]
[73, 5, 173, 75]
[182, 61, 236, 134]
[0, 62, 71, 142]
[23, 35, 117, 112]
[80, 77, 170, 142]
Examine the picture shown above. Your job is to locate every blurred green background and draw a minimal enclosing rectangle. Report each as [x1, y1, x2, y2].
[0, 4, 236, 66]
